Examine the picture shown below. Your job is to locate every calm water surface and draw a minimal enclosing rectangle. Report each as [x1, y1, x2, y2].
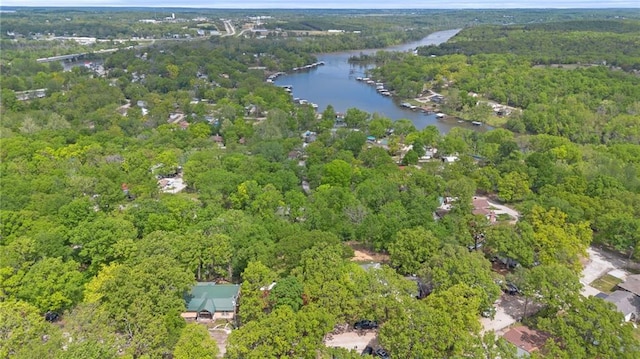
[275, 29, 487, 133]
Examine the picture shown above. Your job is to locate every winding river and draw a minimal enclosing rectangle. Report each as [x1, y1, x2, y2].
[274, 29, 486, 133]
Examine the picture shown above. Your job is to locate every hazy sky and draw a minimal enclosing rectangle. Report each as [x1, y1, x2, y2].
[2, 0, 639, 8]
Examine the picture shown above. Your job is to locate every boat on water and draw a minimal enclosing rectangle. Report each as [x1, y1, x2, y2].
[472, 121, 483, 126]
[436, 113, 446, 118]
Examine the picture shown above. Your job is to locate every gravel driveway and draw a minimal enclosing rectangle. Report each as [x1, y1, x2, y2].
[325, 331, 377, 352]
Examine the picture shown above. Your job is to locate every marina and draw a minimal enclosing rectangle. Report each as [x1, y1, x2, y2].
[272, 29, 490, 133]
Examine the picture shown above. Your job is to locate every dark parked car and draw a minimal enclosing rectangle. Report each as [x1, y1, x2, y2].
[361, 346, 374, 356]
[354, 320, 378, 330]
[504, 282, 520, 295]
[44, 311, 59, 322]
[374, 348, 390, 359]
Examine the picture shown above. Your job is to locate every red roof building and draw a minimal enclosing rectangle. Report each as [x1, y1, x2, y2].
[503, 326, 550, 356]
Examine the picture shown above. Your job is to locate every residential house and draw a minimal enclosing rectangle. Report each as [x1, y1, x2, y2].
[617, 274, 640, 297]
[211, 134, 225, 148]
[182, 283, 241, 321]
[502, 326, 550, 357]
[302, 130, 317, 143]
[611, 274, 640, 321]
[168, 112, 185, 124]
[178, 120, 190, 130]
[604, 290, 640, 322]
[472, 197, 497, 223]
[441, 155, 459, 163]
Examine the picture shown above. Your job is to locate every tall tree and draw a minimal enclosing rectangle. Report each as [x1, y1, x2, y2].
[17, 257, 84, 313]
[536, 295, 640, 359]
[239, 261, 277, 325]
[85, 256, 193, 358]
[419, 244, 501, 312]
[389, 226, 441, 275]
[173, 323, 220, 359]
[226, 305, 334, 359]
[0, 300, 62, 359]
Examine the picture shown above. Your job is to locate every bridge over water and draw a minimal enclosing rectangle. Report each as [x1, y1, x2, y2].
[36, 47, 123, 63]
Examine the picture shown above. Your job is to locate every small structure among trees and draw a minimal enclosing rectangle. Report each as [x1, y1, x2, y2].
[182, 283, 241, 321]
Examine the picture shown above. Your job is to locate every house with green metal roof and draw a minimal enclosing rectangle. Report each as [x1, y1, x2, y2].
[182, 283, 241, 321]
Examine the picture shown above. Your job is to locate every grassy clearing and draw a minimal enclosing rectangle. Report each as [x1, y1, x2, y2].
[484, 114, 509, 127]
[590, 274, 622, 294]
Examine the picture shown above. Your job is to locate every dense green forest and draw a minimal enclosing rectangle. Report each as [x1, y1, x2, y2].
[2, 8, 640, 359]
[367, 20, 640, 143]
[417, 20, 640, 70]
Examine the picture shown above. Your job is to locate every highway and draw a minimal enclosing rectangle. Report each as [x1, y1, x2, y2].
[222, 20, 236, 37]
[36, 45, 137, 63]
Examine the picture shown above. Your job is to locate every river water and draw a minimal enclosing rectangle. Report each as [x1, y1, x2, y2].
[274, 29, 486, 133]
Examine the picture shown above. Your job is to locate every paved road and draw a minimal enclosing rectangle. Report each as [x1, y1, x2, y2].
[222, 20, 236, 37]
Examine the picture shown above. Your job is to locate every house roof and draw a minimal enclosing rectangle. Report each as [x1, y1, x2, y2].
[184, 283, 240, 313]
[503, 326, 550, 354]
[618, 274, 640, 296]
[605, 290, 640, 317]
[472, 197, 492, 216]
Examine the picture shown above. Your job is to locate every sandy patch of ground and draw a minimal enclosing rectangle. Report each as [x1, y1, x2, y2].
[325, 331, 377, 352]
[414, 96, 432, 103]
[481, 304, 516, 335]
[353, 250, 374, 261]
[347, 242, 390, 263]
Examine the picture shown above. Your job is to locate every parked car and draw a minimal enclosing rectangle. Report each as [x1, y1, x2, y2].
[374, 348, 390, 359]
[354, 320, 378, 330]
[361, 346, 374, 356]
[44, 311, 59, 322]
[481, 306, 496, 319]
[504, 282, 520, 295]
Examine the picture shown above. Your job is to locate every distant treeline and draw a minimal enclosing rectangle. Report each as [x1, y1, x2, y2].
[418, 20, 640, 70]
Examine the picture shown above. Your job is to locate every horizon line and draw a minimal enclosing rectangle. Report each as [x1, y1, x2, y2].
[2, 6, 640, 9]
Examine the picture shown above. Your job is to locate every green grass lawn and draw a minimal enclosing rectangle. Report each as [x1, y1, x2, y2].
[484, 114, 509, 127]
[590, 274, 622, 294]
